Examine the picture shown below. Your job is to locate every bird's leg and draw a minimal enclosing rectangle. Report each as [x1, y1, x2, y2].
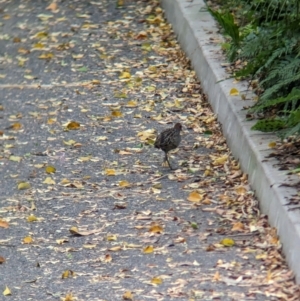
[164, 152, 173, 170]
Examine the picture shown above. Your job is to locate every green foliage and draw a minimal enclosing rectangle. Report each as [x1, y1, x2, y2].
[208, 0, 300, 138]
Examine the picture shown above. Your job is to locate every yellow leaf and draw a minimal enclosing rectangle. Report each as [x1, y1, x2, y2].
[0, 220, 9, 228]
[143, 245, 154, 254]
[212, 155, 228, 166]
[126, 100, 138, 107]
[34, 32, 48, 39]
[107, 234, 117, 241]
[149, 224, 163, 233]
[23, 236, 33, 244]
[62, 270, 75, 279]
[67, 121, 80, 130]
[45, 165, 56, 174]
[47, 118, 56, 124]
[119, 180, 130, 187]
[151, 276, 163, 285]
[27, 215, 38, 222]
[96, 136, 108, 141]
[63, 139, 76, 145]
[220, 238, 235, 247]
[105, 169, 116, 176]
[229, 88, 239, 96]
[235, 186, 247, 195]
[43, 177, 56, 185]
[38, 52, 54, 59]
[33, 42, 45, 49]
[62, 293, 74, 301]
[141, 42, 152, 51]
[123, 291, 133, 300]
[3, 286, 11, 296]
[119, 71, 131, 79]
[56, 238, 68, 245]
[213, 270, 220, 281]
[268, 141, 277, 148]
[9, 155, 22, 162]
[111, 110, 123, 118]
[187, 191, 203, 202]
[137, 129, 156, 142]
[11, 122, 22, 130]
[17, 182, 31, 190]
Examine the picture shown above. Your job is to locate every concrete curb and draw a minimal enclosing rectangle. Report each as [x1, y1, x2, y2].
[161, 0, 300, 282]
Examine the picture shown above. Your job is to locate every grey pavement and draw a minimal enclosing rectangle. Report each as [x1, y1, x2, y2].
[0, 0, 299, 300]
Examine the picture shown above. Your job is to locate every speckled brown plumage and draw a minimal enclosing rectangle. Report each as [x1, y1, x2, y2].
[154, 123, 182, 169]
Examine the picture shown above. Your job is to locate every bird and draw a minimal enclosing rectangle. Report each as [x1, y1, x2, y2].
[154, 123, 182, 169]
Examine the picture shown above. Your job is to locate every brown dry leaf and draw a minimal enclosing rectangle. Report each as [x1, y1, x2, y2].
[17, 182, 31, 190]
[69, 227, 102, 236]
[3, 286, 11, 296]
[67, 121, 80, 130]
[23, 236, 33, 244]
[149, 224, 163, 234]
[187, 191, 203, 202]
[151, 276, 163, 285]
[56, 238, 68, 245]
[119, 150, 133, 155]
[143, 245, 154, 254]
[62, 270, 75, 279]
[229, 88, 239, 96]
[123, 291, 133, 300]
[83, 243, 97, 249]
[45, 165, 56, 174]
[0, 256, 5, 264]
[231, 222, 245, 232]
[220, 238, 235, 247]
[0, 220, 9, 229]
[104, 254, 112, 263]
[27, 215, 38, 222]
[213, 271, 220, 281]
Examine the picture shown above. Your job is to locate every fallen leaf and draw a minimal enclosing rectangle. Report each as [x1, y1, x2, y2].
[45, 165, 56, 174]
[69, 227, 102, 236]
[17, 182, 31, 190]
[27, 215, 38, 222]
[62, 270, 75, 279]
[67, 121, 80, 130]
[220, 238, 235, 247]
[229, 88, 239, 96]
[268, 141, 277, 148]
[143, 245, 154, 254]
[23, 236, 33, 244]
[0, 220, 8, 228]
[151, 276, 163, 285]
[105, 169, 116, 176]
[119, 180, 131, 187]
[149, 224, 163, 233]
[123, 291, 133, 300]
[187, 191, 203, 202]
[38, 52, 54, 59]
[0, 256, 5, 264]
[3, 286, 11, 296]
[43, 177, 56, 185]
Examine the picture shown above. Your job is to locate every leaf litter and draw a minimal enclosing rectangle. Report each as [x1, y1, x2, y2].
[0, 0, 299, 300]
